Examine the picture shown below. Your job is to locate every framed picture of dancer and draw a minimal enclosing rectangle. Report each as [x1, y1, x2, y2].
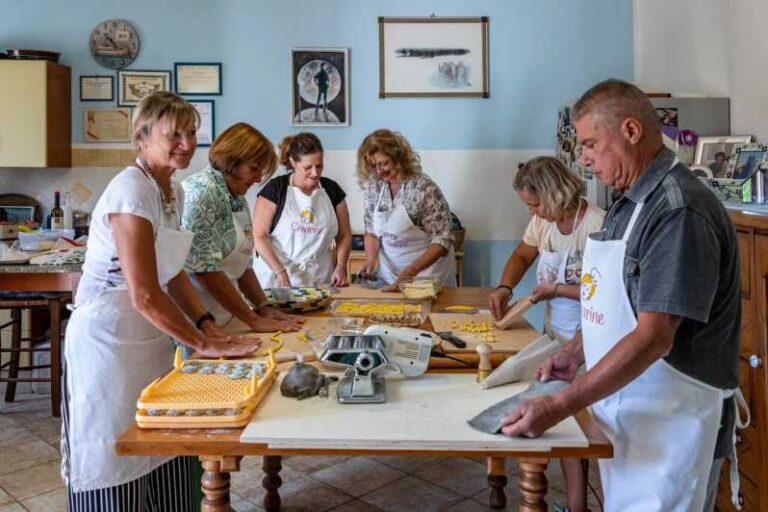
[379, 16, 489, 98]
[291, 48, 349, 127]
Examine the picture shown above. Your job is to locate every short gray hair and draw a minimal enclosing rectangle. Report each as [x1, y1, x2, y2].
[132, 91, 199, 148]
[514, 156, 583, 218]
[573, 79, 660, 135]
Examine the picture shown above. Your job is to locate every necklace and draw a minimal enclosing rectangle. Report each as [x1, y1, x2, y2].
[136, 157, 177, 215]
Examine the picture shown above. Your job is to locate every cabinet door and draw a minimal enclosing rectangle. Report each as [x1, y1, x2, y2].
[0, 61, 47, 167]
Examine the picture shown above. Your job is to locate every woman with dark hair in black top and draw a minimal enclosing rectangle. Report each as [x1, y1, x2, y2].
[253, 132, 351, 287]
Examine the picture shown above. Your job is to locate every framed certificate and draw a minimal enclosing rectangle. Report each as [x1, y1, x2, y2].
[80, 75, 114, 101]
[117, 70, 171, 107]
[189, 100, 215, 147]
[83, 107, 132, 142]
[175, 63, 222, 96]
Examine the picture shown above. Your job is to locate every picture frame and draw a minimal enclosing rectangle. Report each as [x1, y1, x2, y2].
[291, 48, 349, 127]
[83, 107, 132, 142]
[80, 75, 114, 101]
[378, 16, 489, 98]
[728, 143, 768, 182]
[117, 70, 171, 107]
[188, 100, 215, 147]
[694, 136, 753, 179]
[174, 62, 222, 96]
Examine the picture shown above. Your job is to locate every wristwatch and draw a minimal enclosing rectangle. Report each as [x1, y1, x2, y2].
[195, 311, 215, 330]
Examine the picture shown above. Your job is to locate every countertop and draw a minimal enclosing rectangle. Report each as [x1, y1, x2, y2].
[0, 263, 81, 274]
[722, 201, 768, 216]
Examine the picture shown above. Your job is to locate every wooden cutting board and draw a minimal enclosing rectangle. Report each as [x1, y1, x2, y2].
[429, 312, 539, 354]
[331, 283, 405, 300]
[260, 316, 358, 363]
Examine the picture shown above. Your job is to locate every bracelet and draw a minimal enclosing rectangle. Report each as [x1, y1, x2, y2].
[254, 299, 272, 312]
[496, 284, 513, 294]
[335, 264, 347, 273]
[554, 283, 561, 297]
[274, 268, 288, 276]
[195, 311, 215, 330]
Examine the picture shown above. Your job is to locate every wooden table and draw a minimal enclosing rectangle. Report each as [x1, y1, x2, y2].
[0, 263, 81, 293]
[117, 288, 612, 511]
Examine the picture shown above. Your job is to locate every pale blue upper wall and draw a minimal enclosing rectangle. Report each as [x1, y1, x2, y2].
[0, 0, 633, 150]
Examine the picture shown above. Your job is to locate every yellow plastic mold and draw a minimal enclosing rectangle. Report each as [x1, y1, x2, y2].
[134, 333, 284, 428]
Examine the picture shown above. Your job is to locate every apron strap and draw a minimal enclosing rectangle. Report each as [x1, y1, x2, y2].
[621, 202, 644, 243]
[727, 388, 750, 510]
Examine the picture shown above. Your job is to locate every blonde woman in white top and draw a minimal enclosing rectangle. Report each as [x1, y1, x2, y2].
[486, 156, 604, 512]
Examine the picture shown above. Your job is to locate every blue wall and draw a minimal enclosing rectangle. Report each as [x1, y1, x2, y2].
[1, 0, 634, 150]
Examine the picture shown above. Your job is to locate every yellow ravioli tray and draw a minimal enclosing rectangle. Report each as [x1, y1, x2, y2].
[135, 334, 284, 429]
[327, 298, 431, 327]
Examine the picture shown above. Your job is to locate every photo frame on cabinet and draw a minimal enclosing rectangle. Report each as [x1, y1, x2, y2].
[117, 70, 171, 107]
[174, 62, 222, 96]
[291, 48, 349, 127]
[694, 136, 753, 179]
[188, 100, 215, 147]
[80, 75, 114, 101]
[378, 16, 489, 98]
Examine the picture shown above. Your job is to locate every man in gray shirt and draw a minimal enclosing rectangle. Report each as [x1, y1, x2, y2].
[500, 79, 740, 511]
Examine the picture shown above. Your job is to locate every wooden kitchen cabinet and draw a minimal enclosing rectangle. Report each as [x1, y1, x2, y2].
[715, 211, 768, 511]
[0, 61, 71, 167]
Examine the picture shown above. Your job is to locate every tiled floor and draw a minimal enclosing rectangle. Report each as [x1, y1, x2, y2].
[0, 390, 603, 512]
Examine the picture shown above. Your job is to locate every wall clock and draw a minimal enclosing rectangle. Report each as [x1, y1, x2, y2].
[89, 19, 140, 70]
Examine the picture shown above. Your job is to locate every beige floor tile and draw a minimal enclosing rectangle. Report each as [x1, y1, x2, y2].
[248, 476, 351, 512]
[415, 457, 488, 497]
[311, 457, 405, 498]
[361, 476, 462, 512]
[0, 460, 64, 501]
[0, 437, 60, 476]
[283, 455, 351, 474]
[21, 487, 67, 512]
[471, 483, 520, 511]
[0, 503, 27, 512]
[0, 488, 13, 507]
[231, 495, 263, 512]
[369, 455, 437, 474]
[327, 499, 382, 511]
[231, 460, 304, 501]
[444, 499, 490, 511]
[0, 419, 37, 446]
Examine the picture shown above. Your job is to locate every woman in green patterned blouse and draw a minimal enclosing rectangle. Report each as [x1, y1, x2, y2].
[182, 123, 303, 332]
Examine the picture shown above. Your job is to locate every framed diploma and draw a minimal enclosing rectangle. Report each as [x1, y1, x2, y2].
[117, 70, 172, 106]
[80, 75, 115, 101]
[175, 63, 222, 96]
[83, 107, 132, 142]
[189, 100, 215, 147]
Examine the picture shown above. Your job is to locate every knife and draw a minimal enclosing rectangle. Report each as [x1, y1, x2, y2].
[435, 331, 467, 349]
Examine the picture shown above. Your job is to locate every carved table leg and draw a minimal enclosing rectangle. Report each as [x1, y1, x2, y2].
[518, 458, 549, 512]
[200, 456, 240, 512]
[262, 455, 283, 512]
[487, 456, 508, 509]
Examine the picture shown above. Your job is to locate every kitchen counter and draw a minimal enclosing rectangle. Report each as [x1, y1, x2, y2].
[0, 263, 82, 274]
[722, 200, 768, 216]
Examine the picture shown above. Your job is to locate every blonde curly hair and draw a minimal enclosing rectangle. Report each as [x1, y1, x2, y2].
[514, 156, 584, 219]
[356, 129, 422, 185]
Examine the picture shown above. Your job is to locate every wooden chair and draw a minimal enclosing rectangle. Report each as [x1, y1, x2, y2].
[0, 292, 70, 417]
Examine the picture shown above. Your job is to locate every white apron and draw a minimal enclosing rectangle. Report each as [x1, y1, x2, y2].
[63, 210, 193, 492]
[536, 200, 582, 340]
[191, 209, 253, 327]
[581, 201, 733, 511]
[372, 184, 455, 286]
[254, 176, 338, 287]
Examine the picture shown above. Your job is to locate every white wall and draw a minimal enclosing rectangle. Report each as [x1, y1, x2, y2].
[634, 0, 768, 142]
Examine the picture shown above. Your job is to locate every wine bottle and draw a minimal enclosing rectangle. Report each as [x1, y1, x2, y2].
[51, 191, 64, 230]
[62, 192, 73, 230]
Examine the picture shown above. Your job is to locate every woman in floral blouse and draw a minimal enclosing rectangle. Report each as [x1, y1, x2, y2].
[357, 129, 456, 286]
[182, 122, 302, 332]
